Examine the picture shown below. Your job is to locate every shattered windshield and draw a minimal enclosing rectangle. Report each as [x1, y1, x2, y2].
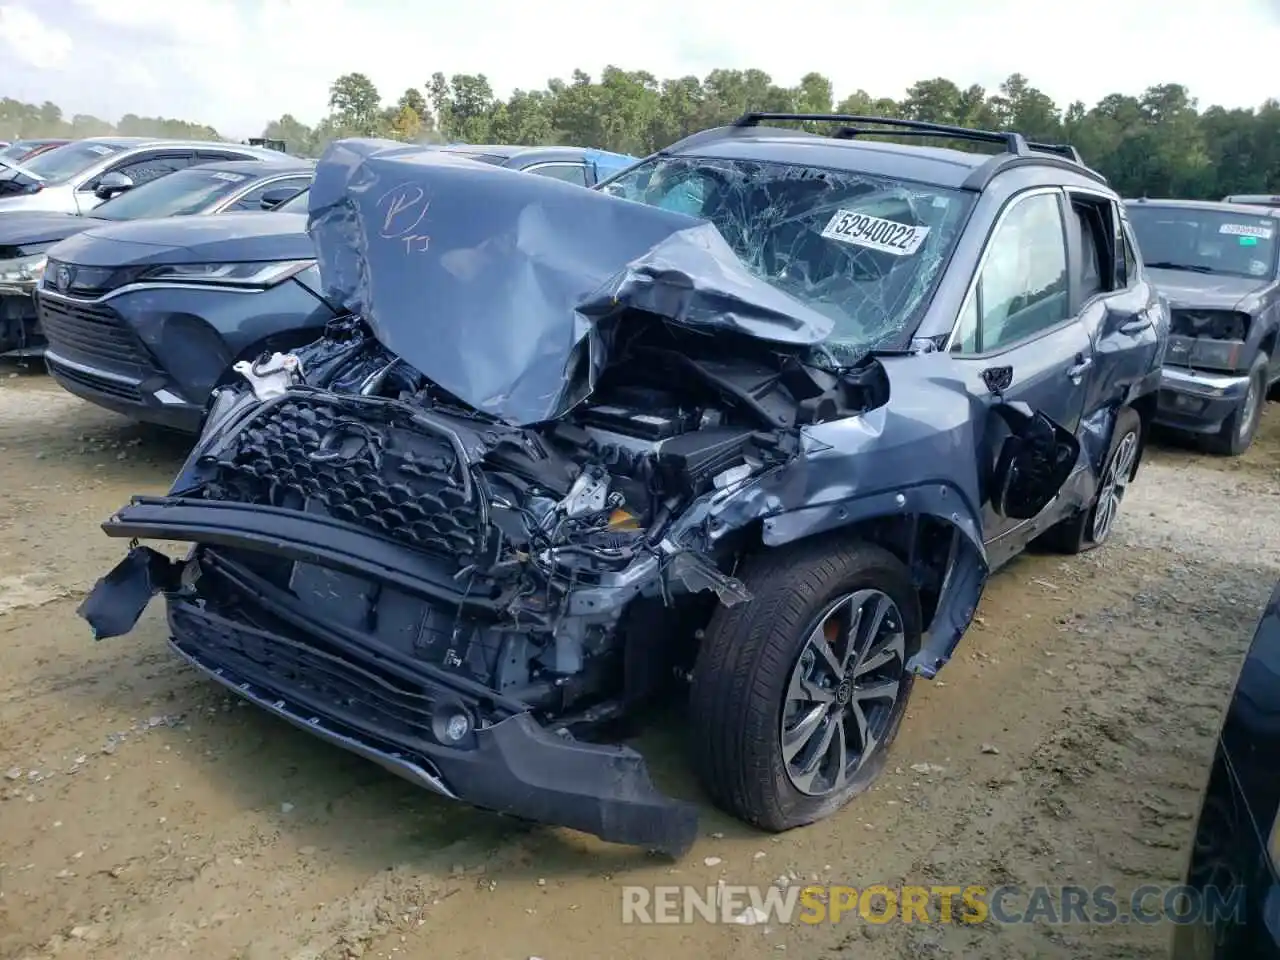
[600, 155, 974, 363]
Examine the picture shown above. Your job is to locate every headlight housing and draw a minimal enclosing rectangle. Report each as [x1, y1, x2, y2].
[136, 259, 315, 289]
[1170, 309, 1250, 341]
[0, 253, 47, 285]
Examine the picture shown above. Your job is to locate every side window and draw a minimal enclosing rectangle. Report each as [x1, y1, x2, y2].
[109, 153, 193, 187]
[1121, 222, 1139, 285]
[227, 177, 310, 211]
[525, 163, 588, 186]
[952, 192, 1069, 355]
[1069, 195, 1120, 301]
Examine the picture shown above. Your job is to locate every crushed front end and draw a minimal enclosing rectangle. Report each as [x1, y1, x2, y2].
[82, 308, 897, 852]
[77, 137, 991, 852]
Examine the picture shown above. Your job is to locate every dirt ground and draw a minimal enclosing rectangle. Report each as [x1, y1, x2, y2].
[1, 366, 1278, 960]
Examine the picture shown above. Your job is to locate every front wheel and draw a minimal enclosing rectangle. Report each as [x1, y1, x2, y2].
[1203, 353, 1266, 456]
[688, 539, 921, 832]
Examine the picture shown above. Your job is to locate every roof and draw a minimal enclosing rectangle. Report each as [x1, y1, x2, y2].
[191, 158, 315, 176]
[660, 119, 1104, 192]
[72, 136, 292, 158]
[1124, 197, 1280, 218]
[669, 131, 989, 189]
[438, 143, 636, 167]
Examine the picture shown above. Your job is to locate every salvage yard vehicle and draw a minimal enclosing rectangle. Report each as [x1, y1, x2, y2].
[30, 142, 637, 432]
[1222, 194, 1280, 209]
[79, 116, 1166, 855]
[0, 137, 293, 214]
[1125, 199, 1280, 455]
[2, 157, 314, 359]
[0, 138, 71, 165]
[1172, 578, 1280, 959]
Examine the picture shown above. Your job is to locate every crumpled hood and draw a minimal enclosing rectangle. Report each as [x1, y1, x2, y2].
[49, 212, 315, 268]
[1146, 267, 1269, 311]
[0, 211, 94, 248]
[307, 138, 836, 426]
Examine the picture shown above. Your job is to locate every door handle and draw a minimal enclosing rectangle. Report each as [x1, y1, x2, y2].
[1067, 356, 1093, 381]
[1119, 314, 1152, 335]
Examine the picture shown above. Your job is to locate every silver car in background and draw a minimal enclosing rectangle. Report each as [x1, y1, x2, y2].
[0, 138, 292, 215]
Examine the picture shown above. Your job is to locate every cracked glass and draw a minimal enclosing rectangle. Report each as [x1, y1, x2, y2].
[601, 155, 974, 365]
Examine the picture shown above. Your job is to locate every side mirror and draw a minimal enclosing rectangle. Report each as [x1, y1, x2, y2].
[259, 187, 301, 211]
[94, 171, 134, 201]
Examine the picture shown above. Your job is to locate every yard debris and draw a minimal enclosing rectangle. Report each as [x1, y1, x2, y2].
[909, 762, 946, 774]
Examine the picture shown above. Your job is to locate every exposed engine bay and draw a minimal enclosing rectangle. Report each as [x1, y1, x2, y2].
[176, 315, 890, 726]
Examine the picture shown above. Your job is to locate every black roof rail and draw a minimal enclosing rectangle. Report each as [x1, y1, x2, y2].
[733, 112, 1031, 156]
[1026, 140, 1084, 164]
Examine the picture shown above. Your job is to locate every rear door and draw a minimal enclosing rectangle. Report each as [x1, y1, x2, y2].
[947, 186, 1094, 567]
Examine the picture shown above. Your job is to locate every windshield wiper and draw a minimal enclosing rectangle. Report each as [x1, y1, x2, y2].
[1145, 261, 1216, 274]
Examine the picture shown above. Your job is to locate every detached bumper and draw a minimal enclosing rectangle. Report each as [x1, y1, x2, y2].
[77, 500, 701, 856]
[169, 605, 698, 854]
[1154, 365, 1251, 435]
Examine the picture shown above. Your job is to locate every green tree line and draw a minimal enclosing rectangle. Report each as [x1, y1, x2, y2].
[6, 68, 1279, 199]
[0, 99, 218, 142]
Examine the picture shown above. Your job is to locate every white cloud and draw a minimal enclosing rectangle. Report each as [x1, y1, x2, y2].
[13, 0, 1280, 138]
[0, 4, 73, 69]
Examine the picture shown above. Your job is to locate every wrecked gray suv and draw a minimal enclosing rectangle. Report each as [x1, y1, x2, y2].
[79, 116, 1167, 856]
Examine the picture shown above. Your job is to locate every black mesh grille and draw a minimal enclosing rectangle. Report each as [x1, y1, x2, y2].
[38, 296, 159, 374]
[209, 396, 490, 563]
[170, 602, 437, 743]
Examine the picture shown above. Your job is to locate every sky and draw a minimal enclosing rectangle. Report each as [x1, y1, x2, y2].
[1, 0, 1279, 140]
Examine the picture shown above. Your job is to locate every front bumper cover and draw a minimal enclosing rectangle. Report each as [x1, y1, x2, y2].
[78, 501, 701, 857]
[1154, 364, 1253, 435]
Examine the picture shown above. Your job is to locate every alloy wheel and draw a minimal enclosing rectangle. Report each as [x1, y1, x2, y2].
[780, 589, 907, 797]
[1091, 430, 1139, 543]
[1238, 374, 1261, 444]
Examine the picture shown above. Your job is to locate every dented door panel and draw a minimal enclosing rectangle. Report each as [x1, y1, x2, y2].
[950, 317, 1094, 567]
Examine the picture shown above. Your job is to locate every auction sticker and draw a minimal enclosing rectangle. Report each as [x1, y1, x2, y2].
[1219, 222, 1274, 239]
[822, 210, 930, 255]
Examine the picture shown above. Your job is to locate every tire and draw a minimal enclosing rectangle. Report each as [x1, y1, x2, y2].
[688, 538, 921, 832]
[1038, 405, 1142, 555]
[1202, 354, 1266, 456]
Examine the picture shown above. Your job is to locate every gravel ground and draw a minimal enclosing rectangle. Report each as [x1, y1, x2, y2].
[0, 367, 1277, 960]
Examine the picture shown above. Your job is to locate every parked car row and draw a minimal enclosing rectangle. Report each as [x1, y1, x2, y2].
[0, 155, 315, 358]
[20, 142, 638, 424]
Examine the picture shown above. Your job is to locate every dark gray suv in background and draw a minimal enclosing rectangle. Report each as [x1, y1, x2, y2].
[1126, 198, 1280, 455]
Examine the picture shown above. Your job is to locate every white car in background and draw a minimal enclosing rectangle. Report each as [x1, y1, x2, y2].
[0, 138, 292, 215]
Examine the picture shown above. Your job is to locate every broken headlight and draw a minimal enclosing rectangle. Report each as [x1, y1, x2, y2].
[137, 259, 315, 289]
[0, 252, 46, 288]
[1170, 309, 1249, 342]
